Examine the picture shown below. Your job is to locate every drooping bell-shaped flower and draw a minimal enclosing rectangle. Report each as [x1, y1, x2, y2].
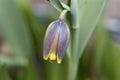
[43, 19, 70, 64]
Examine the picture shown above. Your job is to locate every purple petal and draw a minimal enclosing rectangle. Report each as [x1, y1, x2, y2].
[43, 20, 60, 58]
[57, 21, 70, 61]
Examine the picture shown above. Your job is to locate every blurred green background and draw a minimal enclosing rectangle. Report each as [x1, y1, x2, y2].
[0, 0, 120, 80]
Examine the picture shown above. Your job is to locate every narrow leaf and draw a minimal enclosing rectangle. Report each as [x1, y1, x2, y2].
[78, 0, 107, 59]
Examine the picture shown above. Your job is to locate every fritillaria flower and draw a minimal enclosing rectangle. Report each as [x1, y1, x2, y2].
[43, 19, 70, 64]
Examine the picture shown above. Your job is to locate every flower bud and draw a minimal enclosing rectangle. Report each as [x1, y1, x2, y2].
[43, 20, 70, 64]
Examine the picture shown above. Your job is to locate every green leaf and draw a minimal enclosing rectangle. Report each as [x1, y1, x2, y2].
[70, 0, 107, 61]
[0, 0, 32, 65]
[48, 0, 70, 12]
[78, 0, 107, 59]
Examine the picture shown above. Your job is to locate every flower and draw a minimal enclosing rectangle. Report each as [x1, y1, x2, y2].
[43, 20, 70, 64]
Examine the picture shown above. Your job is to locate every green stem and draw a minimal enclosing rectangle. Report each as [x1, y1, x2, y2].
[70, 0, 80, 29]
[59, 9, 68, 21]
[68, 61, 79, 80]
[67, 0, 80, 80]
[70, 0, 80, 60]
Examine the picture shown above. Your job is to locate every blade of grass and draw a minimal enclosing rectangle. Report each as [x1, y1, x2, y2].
[78, 0, 107, 60]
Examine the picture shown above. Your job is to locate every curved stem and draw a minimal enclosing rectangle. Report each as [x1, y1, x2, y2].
[59, 9, 68, 21]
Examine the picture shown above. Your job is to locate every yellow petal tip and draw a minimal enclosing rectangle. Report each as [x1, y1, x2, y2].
[49, 52, 57, 61]
[57, 59, 62, 64]
[43, 56, 48, 60]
